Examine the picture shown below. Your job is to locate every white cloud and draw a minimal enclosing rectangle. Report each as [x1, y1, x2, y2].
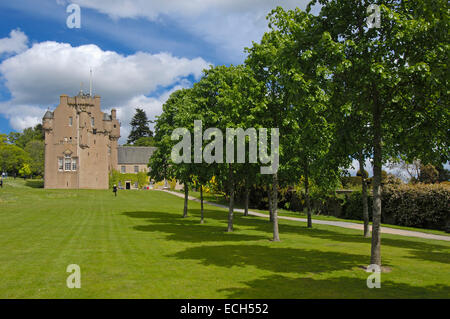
[71, 0, 313, 62]
[0, 29, 29, 55]
[0, 35, 210, 136]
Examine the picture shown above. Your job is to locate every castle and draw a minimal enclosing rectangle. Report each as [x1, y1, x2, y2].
[42, 92, 156, 189]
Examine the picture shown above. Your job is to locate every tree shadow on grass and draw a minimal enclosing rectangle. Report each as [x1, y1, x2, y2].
[170, 244, 369, 274]
[217, 274, 450, 299]
[123, 208, 449, 265]
[200, 211, 450, 265]
[122, 211, 267, 243]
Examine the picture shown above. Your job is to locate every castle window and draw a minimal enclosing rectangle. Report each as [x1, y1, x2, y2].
[58, 158, 63, 171]
[134, 166, 139, 173]
[64, 155, 72, 171]
[134, 182, 138, 189]
[69, 117, 73, 126]
[121, 166, 126, 173]
[91, 117, 95, 127]
[72, 158, 77, 171]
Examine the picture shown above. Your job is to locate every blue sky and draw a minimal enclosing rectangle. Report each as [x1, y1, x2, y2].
[0, 0, 310, 141]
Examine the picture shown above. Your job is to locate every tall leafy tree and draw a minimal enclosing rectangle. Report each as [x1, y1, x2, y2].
[252, 7, 341, 230]
[305, 0, 449, 265]
[150, 89, 193, 217]
[191, 65, 266, 232]
[25, 140, 44, 176]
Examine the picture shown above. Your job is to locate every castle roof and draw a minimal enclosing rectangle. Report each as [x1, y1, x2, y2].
[43, 110, 54, 119]
[118, 146, 157, 165]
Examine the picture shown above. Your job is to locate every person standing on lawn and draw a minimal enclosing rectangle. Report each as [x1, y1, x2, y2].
[113, 184, 118, 197]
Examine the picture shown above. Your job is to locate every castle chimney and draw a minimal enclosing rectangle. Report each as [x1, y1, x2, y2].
[111, 109, 116, 119]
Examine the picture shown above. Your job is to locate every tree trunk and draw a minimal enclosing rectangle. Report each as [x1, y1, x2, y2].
[183, 182, 188, 218]
[268, 188, 273, 222]
[359, 156, 370, 238]
[370, 100, 382, 267]
[200, 184, 204, 224]
[272, 173, 280, 241]
[227, 165, 234, 232]
[305, 163, 312, 228]
[244, 177, 249, 217]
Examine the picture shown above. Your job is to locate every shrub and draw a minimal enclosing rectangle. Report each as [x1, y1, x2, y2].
[383, 183, 449, 230]
[343, 183, 449, 230]
[341, 176, 362, 188]
[342, 191, 373, 221]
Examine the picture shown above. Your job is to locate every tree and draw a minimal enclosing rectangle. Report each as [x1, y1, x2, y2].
[0, 134, 7, 146]
[25, 140, 44, 176]
[132, 136, 155, 147]
[190, 65, 266, 233]
[253, 7, 341, 231]
[150, 89, 195, 218]
[0, 144, 30, 175]
[19, 163, 32, 178]
[8, 124, 43, 148]
[419, 164, 439, 184]
[127, 108, 153, 144]
[305, 0, 449, 266]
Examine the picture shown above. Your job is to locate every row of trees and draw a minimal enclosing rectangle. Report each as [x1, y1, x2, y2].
[0, 124, 45, 178]
[149, 0, 448, 267]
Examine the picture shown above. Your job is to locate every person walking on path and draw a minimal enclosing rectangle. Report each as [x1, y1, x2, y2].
[113, 184, 118, 197]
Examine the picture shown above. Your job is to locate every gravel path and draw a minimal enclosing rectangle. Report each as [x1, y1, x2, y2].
[161, 190, 450, 242]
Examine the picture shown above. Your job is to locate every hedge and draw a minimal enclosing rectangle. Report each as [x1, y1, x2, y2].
[343, 183, 450, 231]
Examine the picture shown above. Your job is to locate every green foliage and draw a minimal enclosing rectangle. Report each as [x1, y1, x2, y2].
[356, 169, 368, 179]
[344, 184, 449, 230]
[25, 140, 44, 176]
[341, 176, 363, 188]
[18, 163, 32, 177]
[383, 183, 449, 230]
[133, 136, 155, 147]
[0, 134, 7, 146]
[419, 164, 440, 184]
[109, 169, 148, 189]
[127, 108, 153, 144]
[343, 192, 374, 221]
[0, 143, 30, 175]
[8, 124, 44, 149]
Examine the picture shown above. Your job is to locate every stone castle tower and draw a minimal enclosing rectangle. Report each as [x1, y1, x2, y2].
[42, 93, 120, 189]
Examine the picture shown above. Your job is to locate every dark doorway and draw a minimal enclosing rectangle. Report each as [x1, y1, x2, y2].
[126, 182, 131, 190]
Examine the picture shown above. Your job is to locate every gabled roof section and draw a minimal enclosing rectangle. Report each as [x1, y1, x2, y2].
[117, 146, 157, 165]
[43, 110, 54, 119]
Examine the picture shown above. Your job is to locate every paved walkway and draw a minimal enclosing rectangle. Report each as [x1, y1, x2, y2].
[161, 190, 450, 242]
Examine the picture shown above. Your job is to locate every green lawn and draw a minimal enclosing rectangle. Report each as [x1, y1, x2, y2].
[0, 179, 449, 298]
